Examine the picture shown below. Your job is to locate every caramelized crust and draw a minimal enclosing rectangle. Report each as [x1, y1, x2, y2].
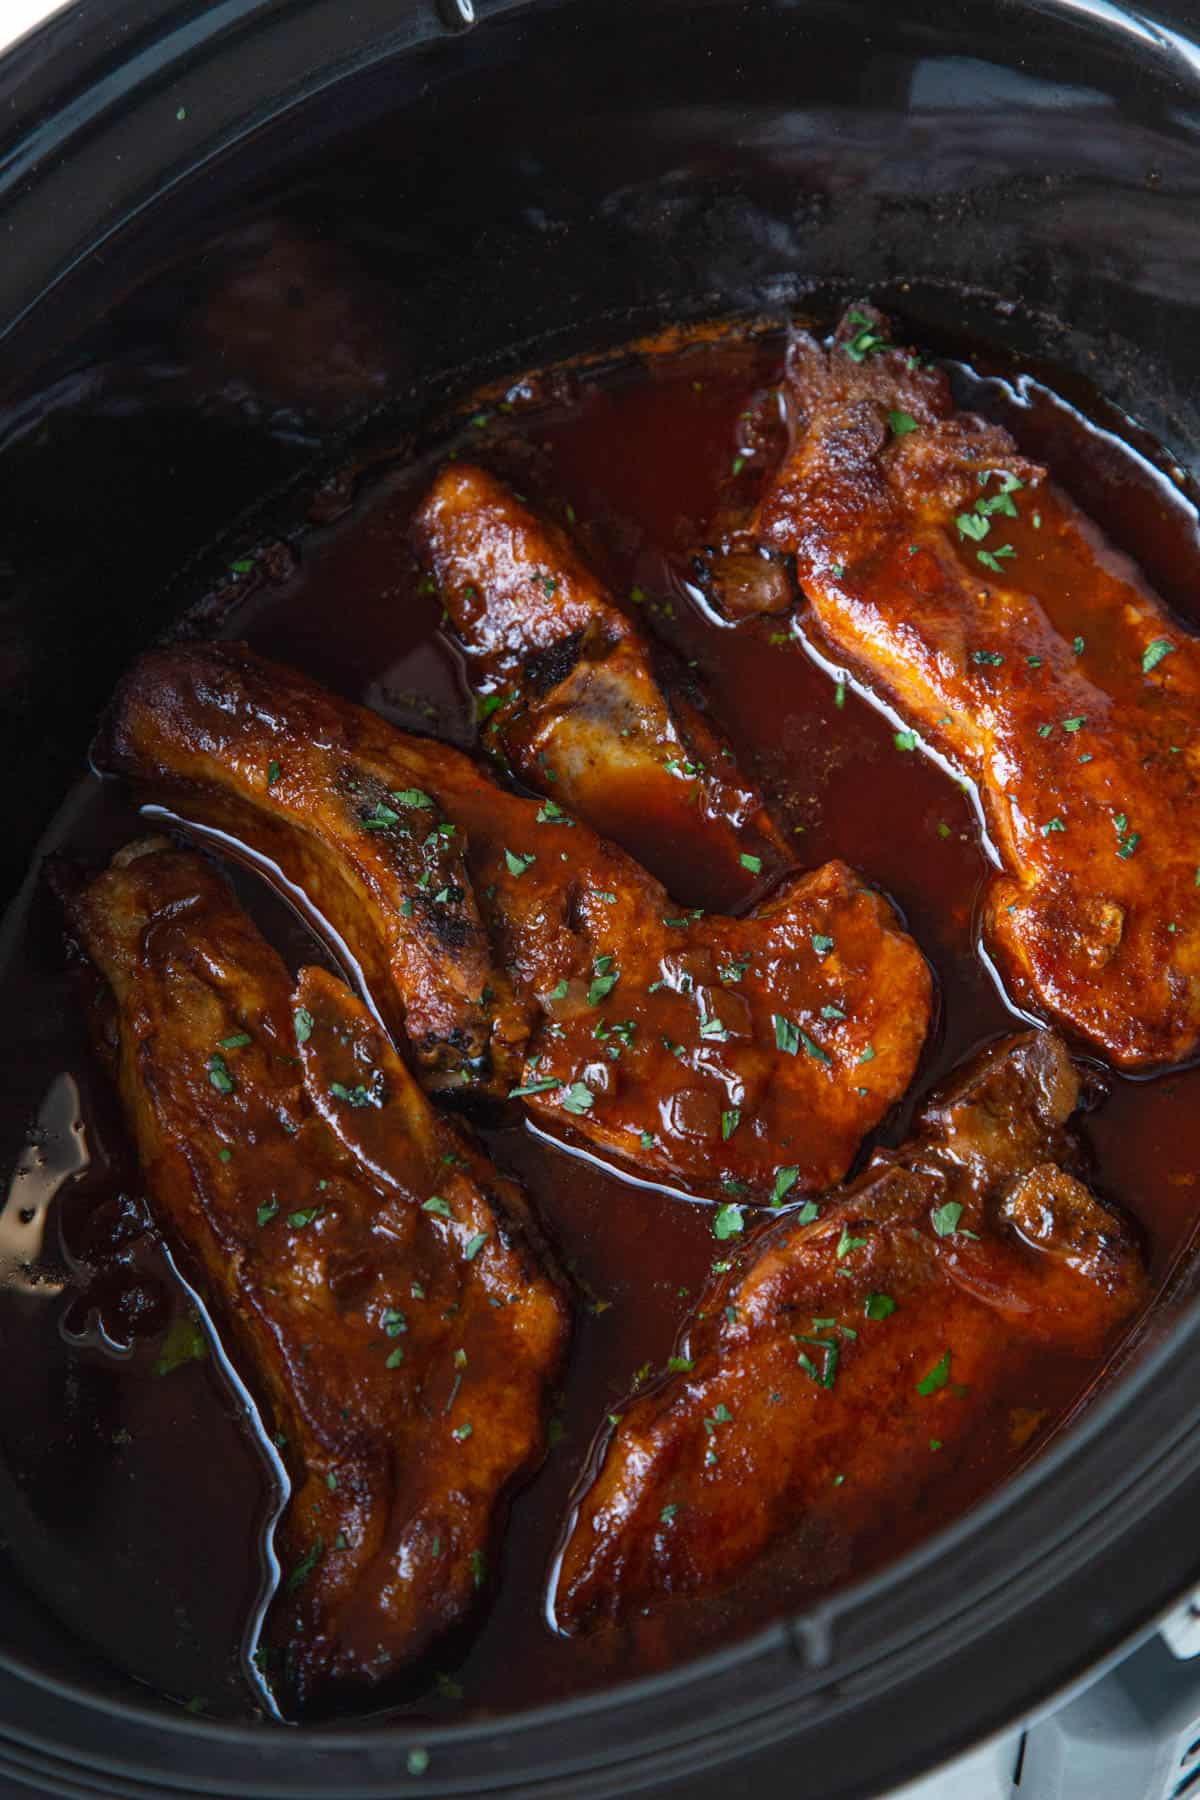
[98, 644, 932, 1199]
[751, 305, 1200, 1069]
[413, 462, 790, 906]
[55, 842, 566, 1706]
[553, 1031, 1148, 1631]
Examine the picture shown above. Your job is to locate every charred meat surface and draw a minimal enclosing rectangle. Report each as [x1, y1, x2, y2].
[54, 841, 567, 1706]
[413, 462, 789, 908]
[748, 304, 1200, 1070]
[98, 644, 932, 1198]
[553, 1030, 1148, 1631]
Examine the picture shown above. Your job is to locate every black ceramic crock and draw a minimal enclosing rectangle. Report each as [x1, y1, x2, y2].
[3, 1, 1200, 1794]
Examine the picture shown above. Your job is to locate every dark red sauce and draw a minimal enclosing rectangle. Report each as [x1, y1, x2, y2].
[1, 321, 1198, 1724]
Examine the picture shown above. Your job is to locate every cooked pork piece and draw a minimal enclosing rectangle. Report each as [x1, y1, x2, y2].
[413, 462, 790, 907]
[553, 1030, 1148, 1631]
[746, 303, 1200, 1069]
[97, 645, 932, 1199]
[54, 841, 567, 1706]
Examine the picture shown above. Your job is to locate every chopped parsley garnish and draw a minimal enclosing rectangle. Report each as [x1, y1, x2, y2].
[917, 1350, 952, 1395]
[508, 1076, 559, 1098]
[740, 852, 763, 874]
[266, 761, 280, 787]
[894, 730, 919, 752]
[504, 849, 536, 877]
[390, 788, 433, 809]
[844, 311, 887, 361]
[469, 1549, 486, 1587]
[1041, 817, 1066, 836]
[1062, 716, 1086, 733]
[774, 1014, 800, 1055]
[382, 1308, 406, 1337]
[821, 1004, 846, 1021]
[287, 1537, 324, 1593]
[796, 1201, 820, 1225]
[977, 545, 1016, 573]
[712, 1203, 745, 1241]
[329, 1081, 374, 1108]
[666, 1355, 694, 1374]
[771, 1165, 800, 1207]
[256, 1199, 278, 1227]
[464, 1232, 488, 1262]
[293, 1006, 314, 1045]
[889, 410, 918, 437]
[1143, 637, 1175, 674]
[971, 649, 1004, 667]
[422, 1196, 454, 1219]
[220, 1032, 251, 1050]
[660, 1503, 679, 1524]
[536, 799, 571, 824]
[1073, 635, 1085, 655]
[836, 1225, 868, 1261]
[288, 1205, 322, 1229]
[865, 1292, 896, 1320]
[812, 933, 835, 956]
[206, 1053, 235, 1095]
[452, 1422, 473, 1442]
[800, 1029, 833, 1066]
[931, 1201, 964, 1237]
[588, 969, 619, 1006]
[721, 1108, 741, 1140]
[361, 801, 401, 831]
[385, 1347, 404, 1369]
[561, 1081, 594, 1115]
[858, 1044, 876, 1065]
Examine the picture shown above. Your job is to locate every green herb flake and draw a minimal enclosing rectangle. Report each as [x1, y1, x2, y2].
[660, 1503, 679, 1523]
[266, 761, 280, 788]
[666, 1355, 694, 1374]
[774, 1014, 800, 1055]
[917, 1350, 952, 1396]
[422, 1196, 454, 1218]
[286, 1536, 324, 1594]
[931, 1201, 964, 1237]
[407, 1749, 430, 1777]
[712, 1203, 745, 1241]
[464, 1232, 488, 1262]
[504, 849, 536, 877]
[889, 410, 919, 437]
[294, 1006, 314, 1045]
[256, 1199, 278, 1227]
[894, 729, 919, 752]
[836, 1225, 868, 1261]
[971, 649, 1005, 667]
[721, 1108, 741, 1141]
[1062, 716, 1086, 733]
[452, 1422, 473, 1442]
[154, 1314, 207, 1376]
[1143, 637, 1175, 674]
[561, 1081, 594, 1115]
[812, 933, 836, 957]
[220, 1032, 251, 1050]
[207, 1053, 235, 1095]
[771, 1165, 800, 1207]
[739, 852, 763, 874]
[865, 1292, 896, 1320]
[1041, 817, 1066, 836]
[385, 1347, 405, 1369]
[508, 1076, 559, 1098]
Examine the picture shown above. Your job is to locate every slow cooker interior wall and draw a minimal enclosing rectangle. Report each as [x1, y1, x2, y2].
[1, 0, 1199, 1744]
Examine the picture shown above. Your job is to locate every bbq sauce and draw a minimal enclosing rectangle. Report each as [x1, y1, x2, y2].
[1, 320, 1198, 1724]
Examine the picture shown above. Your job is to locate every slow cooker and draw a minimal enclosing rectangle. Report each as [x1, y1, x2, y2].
[4, 1, 1200, 1795]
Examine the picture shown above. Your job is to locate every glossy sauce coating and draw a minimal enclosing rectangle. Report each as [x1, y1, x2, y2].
[0, 323, 1197, 1723]
[56, 841, 566, 1710]
[752, 305, 1200, 1069]
[554, 1031, 1147, 1630]
[100, 642, 931, 1200]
